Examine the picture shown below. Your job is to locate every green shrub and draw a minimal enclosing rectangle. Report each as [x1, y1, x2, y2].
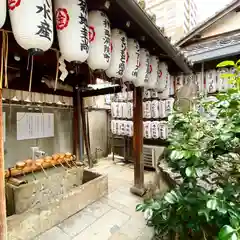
[137, 60, 240, 240]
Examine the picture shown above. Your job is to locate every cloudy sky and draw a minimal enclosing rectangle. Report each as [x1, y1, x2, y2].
[196, 0, 232, 23]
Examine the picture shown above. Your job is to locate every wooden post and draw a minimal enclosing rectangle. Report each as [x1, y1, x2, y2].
[130, 87, 145, 196]
[80, 94, 92, 168]
[0, 89, 7, 239]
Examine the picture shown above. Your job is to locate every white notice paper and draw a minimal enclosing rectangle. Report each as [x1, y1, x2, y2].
[17, 112, 54, 140]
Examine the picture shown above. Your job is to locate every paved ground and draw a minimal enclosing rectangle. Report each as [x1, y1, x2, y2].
[34, 159, 155, 240]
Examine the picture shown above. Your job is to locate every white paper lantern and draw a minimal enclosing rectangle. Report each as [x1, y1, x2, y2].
[217, 68, 229, 92]
[148, 56, 159, 89]
[165, 98, 175, 116]
[111, 102, 116, 118]
[87, 11, 111, 71]
[159, 75, 170, 100]
[143, 121, 152, 139]
[229, 67, 236, 89]
[9, 0, 54, 53]
[156, 62, 168, 91]
[151, 100, 160, 119]
[206, 70, 217, 93]
[118, 102, 125, 118]
[195, 72, 203, 93]
[151, 121, 160, 139]
[135, 49, 150, 87]
[159, 100, 167, 118]
[114, 102, 121, 118]
[119, 120, 125, 135]
[159, 121, 168, 140]
[143, 101, 151, 119]
[0, 0, 6, 28]
[125, 121, 133, 137]
[106, 29, 127, 78]
[126, 102, 133, 119]
[123, 38, 140, 83]
[54, 0, 89, 62]
[122, 102, 128, 119]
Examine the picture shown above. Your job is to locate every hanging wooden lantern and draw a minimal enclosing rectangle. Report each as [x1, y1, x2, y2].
[54, 0, 89, 63]
[0, 0, 6, 28]
[105, 29, 127, 79]
[9, 0, 54, 54]
[123, 38, 140, 83]
[148, 56, 159, 89]
[135, 48, 150, 87]
[87, 10, 111, 71]
[156, 62, 169, 91]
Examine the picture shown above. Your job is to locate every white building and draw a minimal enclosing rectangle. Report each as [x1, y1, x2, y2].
[145, 0, 198, 42]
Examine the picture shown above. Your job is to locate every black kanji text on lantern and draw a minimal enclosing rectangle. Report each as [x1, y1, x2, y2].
[35, 0, 52, 41]
[117, 36, 127, 76]
[103, 22, 111, 63]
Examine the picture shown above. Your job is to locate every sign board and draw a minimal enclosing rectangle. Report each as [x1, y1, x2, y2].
[17, 113, 54, 140]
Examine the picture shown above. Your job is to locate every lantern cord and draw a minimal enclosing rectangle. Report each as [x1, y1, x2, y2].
[4, 32, 8, 88]
[54, 50, 60, 91]
[28, 56, 34, 92]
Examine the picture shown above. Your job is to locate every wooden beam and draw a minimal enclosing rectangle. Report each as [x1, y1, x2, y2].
[130, 87, 145, 196]
[0, 89, 7, 240]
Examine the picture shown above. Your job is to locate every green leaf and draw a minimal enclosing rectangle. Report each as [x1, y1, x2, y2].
[169, 150, 184, 160]
[136, 204, 145, 212]
[185, 167, 194, 177]
[230, 216, 240, 229]
[144, 208, 153, 220]
[218, 225, 237, 240]
[151, 201, 161, 210]
[198, 209, 210, 222]
[207, 199, 218, 210]
[217, 61, 235, 68]
[164, 192, 177, 204]
[236, 59, 240, 66]
[220, 133, 233, 141]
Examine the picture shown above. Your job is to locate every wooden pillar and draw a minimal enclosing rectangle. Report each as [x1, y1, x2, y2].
[73, 87, 81, 162]
[79, 94, 92, 168]
[130, 87, 145, 196]
[0, 89, 7, 239]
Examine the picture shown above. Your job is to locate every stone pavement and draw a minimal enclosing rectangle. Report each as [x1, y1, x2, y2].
[34, 159, 155, 240]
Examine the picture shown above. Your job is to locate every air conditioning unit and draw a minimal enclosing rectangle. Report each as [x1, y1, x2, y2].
[143, 145, 165, 169]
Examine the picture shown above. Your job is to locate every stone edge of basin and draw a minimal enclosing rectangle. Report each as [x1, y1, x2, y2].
[7, 170, 108, 240]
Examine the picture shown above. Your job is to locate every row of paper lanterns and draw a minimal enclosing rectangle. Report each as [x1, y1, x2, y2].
[111, 98, 174, 119]
[0, 0, 170, 90]
[176, 68, 236, 94]
[111, 120, 169, 139]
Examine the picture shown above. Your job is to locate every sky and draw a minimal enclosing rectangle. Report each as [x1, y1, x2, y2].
[195, 0, 233, 23]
